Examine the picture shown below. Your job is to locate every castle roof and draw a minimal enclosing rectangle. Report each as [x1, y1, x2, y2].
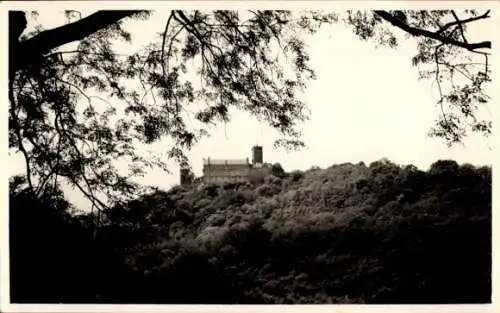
[203, 158, 249, 165]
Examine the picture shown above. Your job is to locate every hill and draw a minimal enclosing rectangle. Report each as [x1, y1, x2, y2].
[9, 159, 491, 304]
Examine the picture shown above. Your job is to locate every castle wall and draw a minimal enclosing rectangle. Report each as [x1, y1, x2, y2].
[248, 165, 272, 182]
[202, 163, 272, 185]
[198, 146, 270, 185]
[203, 163, 251, 184]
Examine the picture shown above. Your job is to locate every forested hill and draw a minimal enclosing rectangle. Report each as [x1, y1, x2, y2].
[10, 159, 491, 304]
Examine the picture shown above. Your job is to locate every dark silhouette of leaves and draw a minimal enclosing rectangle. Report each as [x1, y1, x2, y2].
[9, 10, 492, 212]
[10, 160, 491, 304]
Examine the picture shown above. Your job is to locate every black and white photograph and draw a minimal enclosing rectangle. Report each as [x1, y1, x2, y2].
[2, 1, 495, 311]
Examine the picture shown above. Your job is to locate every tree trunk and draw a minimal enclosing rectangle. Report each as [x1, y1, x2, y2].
[9, 10, 143, 77]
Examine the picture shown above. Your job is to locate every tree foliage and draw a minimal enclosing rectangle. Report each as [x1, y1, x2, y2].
[9, 10, 336, 210]
[8, 9, 491, 216]
[345, 10, 491, 144]
[10, 159, 491, 303]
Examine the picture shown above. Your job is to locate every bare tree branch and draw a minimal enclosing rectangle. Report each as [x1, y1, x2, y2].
[9, 84, 34, 191]
[451, 11, 468, 44]
[374, 10, 491, 51]
[11, 10, 145, 75]
[437, 10, 490, 34]
[21, 10, 143, 54]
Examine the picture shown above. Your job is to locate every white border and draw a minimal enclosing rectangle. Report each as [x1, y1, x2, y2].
[1, 1, 498, 313]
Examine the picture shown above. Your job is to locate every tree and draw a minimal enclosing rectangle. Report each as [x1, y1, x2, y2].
[8, 9, 491, 213]
[271, 163, 286, 178]
[345, 10, 491, 145]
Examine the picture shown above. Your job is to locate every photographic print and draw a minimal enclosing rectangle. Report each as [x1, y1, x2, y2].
[3, 1, 494, 310]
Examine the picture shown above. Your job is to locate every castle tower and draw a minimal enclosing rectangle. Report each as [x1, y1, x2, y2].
[180, 167, 192, 185]
[252, 145, 263, 165]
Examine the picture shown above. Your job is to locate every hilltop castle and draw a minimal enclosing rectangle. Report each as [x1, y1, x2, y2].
[180, 145, 272, 185]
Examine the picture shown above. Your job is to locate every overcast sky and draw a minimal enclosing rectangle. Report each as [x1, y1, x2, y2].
[7, 7, 493, 210]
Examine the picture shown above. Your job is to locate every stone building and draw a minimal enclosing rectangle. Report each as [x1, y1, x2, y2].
[180, 167, 193, 185]
[201, 145, 272, 184]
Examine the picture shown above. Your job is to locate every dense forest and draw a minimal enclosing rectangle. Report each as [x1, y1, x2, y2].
[9, 158, 491, 304]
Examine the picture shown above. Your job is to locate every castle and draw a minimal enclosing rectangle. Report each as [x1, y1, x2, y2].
[180, 146, 272, 185]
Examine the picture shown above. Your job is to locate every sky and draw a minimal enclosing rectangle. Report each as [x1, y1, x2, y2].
[7, 7, 494, 210]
